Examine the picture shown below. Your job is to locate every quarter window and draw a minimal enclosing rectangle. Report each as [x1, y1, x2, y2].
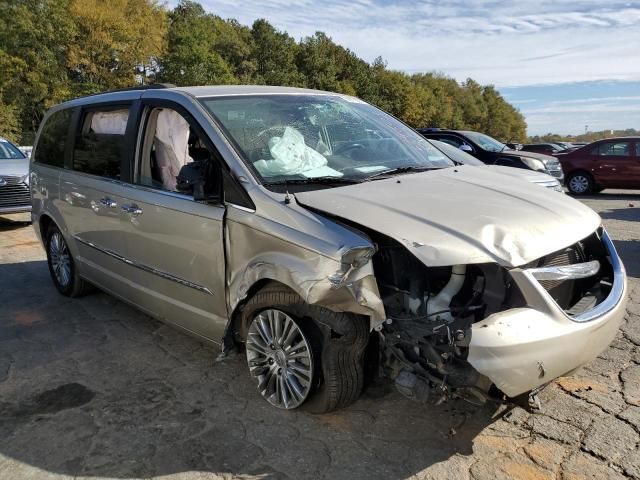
[72, 108, 130, 179]
[34, 109, 73, 167]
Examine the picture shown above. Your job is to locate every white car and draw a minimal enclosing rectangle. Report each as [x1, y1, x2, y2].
[430, 139, 564, 192]
[0, 136, 31, 215]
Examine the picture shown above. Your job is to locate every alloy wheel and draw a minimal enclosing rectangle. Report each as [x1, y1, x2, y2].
[49, 232, 71, 288]
[569, 175, 590, 194]
[246, 309, 313, 409]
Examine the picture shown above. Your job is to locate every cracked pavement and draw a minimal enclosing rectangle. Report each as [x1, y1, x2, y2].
[0, 190, 639, 480]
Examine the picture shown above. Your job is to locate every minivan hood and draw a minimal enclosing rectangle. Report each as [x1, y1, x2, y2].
[295, 165, 599, 268]
[0, 158, 29, 177]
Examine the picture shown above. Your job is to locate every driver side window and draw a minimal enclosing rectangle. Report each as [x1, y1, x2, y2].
[137, 107, 216, 196]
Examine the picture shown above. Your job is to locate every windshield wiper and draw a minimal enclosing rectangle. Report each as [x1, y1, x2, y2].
[263, 176, 360, 186]
[364, 166, 438, 181]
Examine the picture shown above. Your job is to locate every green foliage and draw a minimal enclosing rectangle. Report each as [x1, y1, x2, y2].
[1, 0, 529, 144]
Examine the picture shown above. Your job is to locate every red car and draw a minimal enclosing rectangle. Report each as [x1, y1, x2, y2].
[557, 137, 640, 194]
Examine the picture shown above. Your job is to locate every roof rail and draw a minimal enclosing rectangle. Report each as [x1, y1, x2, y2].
[82, 83, 177, 98]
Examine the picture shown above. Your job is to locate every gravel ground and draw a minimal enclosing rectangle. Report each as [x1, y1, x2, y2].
[0, 189, 639, 480]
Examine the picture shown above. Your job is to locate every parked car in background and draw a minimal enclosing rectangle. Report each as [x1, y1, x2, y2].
[557, 137, 640, 194]
[555, 142, 576, 151]
[430, 140, 564, 192]
[18, 146, 33, 158]
[418, 128, 564, 183]
[0, 136, 31, 215]
[31, 85, 625, 412]
[521, 143, 567, 155]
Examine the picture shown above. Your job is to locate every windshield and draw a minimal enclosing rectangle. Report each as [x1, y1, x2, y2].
[462, 131, 506, 153]
[200, 95, 453, 186]
[0, 139, 26, 159]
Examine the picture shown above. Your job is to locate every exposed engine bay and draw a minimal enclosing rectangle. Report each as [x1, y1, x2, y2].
[369, 230, 614, 404]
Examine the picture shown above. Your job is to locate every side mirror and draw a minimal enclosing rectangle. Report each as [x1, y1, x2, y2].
[459, 144, 474, 153]
[176, 161, 219, 202]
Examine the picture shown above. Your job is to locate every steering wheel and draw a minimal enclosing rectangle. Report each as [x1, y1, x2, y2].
[333, 142, 366, 156]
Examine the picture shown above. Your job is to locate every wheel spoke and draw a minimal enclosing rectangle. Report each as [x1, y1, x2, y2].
[246, 309, 313, 410]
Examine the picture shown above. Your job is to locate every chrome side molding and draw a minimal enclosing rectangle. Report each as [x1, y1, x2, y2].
[529, 260, 600, 281]
[74, 236, 214, 296]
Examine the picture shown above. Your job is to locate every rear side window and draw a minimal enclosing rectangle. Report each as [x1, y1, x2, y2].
[597, 141, 630, 157]
[72, 108, 130, 179]
[34, 109, 72, 167]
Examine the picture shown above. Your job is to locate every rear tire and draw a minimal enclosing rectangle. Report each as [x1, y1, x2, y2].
[567, 172, 593, 195]
[45, 224, 92, 297]
[241, 283, 369, 412]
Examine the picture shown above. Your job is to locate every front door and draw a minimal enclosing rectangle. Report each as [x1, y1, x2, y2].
[116, 103, 228, 343]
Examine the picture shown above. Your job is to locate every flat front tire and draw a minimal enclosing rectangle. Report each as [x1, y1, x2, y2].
[45, 224, 91, 297]
[241, 283, 370, 412]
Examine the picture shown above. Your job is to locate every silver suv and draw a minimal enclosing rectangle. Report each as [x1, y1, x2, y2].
[31, 85, 626, 411]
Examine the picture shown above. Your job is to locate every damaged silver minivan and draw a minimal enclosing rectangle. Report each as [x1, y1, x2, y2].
[31, 85, 626, 412]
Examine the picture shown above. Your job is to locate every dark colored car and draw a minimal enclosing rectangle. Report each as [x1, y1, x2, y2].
[557, 137, 640, 194]
[521, 143, 567, 155]
[418, 128, 564, 182]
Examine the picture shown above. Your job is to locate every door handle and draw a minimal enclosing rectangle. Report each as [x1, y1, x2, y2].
[121, 204, 143, 216]
[99, 197, 117, 208]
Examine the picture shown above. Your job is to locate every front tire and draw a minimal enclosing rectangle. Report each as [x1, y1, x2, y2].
[241, 283, 369, 412]
[45, 224, 91, 297]
[567, 172, 594, 195]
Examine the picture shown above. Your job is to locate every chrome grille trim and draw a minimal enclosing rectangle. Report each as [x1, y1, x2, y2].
[522, 230, 625, 323]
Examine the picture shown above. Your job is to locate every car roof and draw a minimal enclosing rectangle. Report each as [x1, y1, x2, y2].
[594, 136, 640, 141]
[52, 84, 347, 111]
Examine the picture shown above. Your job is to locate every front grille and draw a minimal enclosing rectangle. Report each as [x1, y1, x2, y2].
[536, 245, 586, 290]
[549, 169, 563, 179]
[0, 178, 30, 208]
[525, 232, 614, 315]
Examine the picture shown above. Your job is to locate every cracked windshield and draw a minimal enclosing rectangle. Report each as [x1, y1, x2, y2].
[201, 95, 453, 186]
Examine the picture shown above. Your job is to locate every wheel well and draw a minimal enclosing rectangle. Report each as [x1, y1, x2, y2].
[223, 279, 294, 350]
[39, 214, 54, 242]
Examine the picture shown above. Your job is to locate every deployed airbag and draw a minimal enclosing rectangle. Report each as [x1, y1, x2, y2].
[254, 127, 342, 178]
[154, 109, 192, 191]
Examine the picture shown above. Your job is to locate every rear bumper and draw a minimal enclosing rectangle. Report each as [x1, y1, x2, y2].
[468, 230, 626, 397]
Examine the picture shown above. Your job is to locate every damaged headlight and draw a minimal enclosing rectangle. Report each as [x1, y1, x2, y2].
[328, 246, 376, 288]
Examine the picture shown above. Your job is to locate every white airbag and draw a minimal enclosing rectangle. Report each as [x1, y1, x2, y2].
[154, 109, 192, 191]
[90, 110, 129, 135]
[254, 127, 342, 178]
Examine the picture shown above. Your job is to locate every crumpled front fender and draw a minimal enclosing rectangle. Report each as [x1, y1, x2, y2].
[225, 208, 386, 329]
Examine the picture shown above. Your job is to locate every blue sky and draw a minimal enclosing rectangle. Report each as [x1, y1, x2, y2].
[174, 0, 640, 136]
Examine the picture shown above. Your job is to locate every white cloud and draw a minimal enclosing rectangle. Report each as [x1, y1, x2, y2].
[185, 0, 640, 87]
[168, 0, 640, 133]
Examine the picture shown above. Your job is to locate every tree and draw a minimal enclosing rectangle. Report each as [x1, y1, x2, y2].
[67, 0, 167, 91]
[250, 19, 303, 86]
[158, 0, 234, 86]
[0, 0, 75, 143]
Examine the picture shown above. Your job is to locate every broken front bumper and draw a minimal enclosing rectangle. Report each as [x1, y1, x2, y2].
[467, 230, 626, 397]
